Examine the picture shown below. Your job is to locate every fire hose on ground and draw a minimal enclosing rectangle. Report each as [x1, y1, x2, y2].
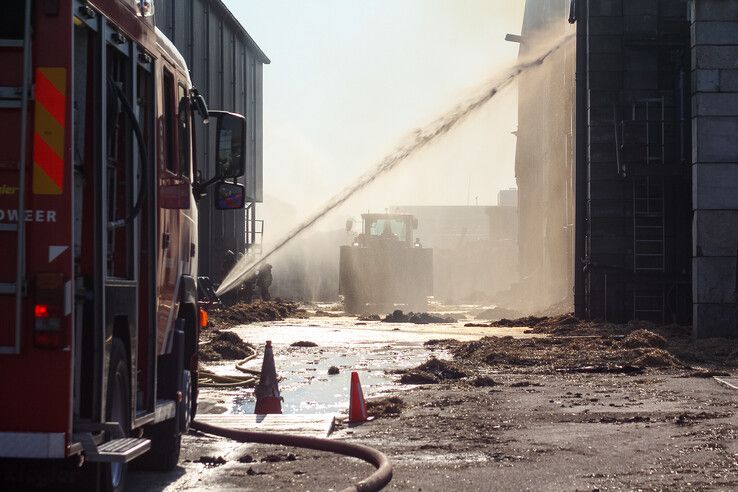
[190, 420, 393, 492]
[197, 347, 260, 388]
[193, 344, 394, 491]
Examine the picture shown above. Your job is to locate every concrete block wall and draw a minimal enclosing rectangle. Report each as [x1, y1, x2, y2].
[582, 0, 693, 323]
[585, 0, 627, 320]
[690, 0, 738, 337]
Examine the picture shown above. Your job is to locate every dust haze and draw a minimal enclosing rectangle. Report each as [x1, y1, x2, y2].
[220, 23, 575, 316]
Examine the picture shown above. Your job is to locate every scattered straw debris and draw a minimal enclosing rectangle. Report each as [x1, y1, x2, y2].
[416, 357, 468, 379]
[290, 341, 318, 348]
[632, 349, 682, 368]
[448, 313, 738, 374]
[451, 331, 687, 374]
[366, 396, 405, 417]
[475, 307, 522, 320]
[400, 371, 439, 385]
[199, 330, 254, 362]
[668, 337, 738, 368]
[509, 380, 543, 387]
[314, 310, 341, 317]
[383, 310, 456, 324]
[471, 376, 501, 387]
[209, 300, 308, 329]
[424, 339, 463, 349]
[621, 329, 667, 349]
[399, 357, 468, 384]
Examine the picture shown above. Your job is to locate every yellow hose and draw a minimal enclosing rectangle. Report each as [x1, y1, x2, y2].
[198, 347, 260, 388]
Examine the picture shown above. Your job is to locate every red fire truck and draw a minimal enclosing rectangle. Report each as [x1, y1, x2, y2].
[0, 1, 247, 489]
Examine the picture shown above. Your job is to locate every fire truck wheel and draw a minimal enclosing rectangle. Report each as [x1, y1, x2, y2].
[94, 338, 131, 492]
[136, 419, 181, 471]
[180, 369, 192, 432]
[134, 369, 190, 471]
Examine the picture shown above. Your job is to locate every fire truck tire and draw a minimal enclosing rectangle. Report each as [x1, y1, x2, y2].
[180, 369, 192, 432]
[137, 419, 181, 471]
[135, 369, 190, 471]
[85, 338, 130, 492]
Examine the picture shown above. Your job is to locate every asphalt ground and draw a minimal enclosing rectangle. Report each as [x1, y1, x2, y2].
[128, 315, 738, 491]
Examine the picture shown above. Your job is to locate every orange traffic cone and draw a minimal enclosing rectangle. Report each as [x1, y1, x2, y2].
[348, 371, 372, 423]
[254, 341, 283, 414]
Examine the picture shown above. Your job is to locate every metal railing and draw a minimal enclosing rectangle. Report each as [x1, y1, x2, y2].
[615, 98, 688, 177]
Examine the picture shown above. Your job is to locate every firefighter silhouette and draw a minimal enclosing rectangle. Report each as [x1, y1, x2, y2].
[257, 263, 273, 301]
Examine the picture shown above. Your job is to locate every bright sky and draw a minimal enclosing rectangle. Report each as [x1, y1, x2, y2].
[224, 1, 525, 228]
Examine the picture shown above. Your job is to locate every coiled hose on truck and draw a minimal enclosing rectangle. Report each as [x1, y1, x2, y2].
[193, 346, 393, 491]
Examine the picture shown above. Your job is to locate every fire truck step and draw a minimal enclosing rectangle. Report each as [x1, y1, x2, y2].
[90, 437, 151, 463]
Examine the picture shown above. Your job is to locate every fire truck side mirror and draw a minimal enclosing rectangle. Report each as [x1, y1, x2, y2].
[191, 89, 209, 123]
[214, 181, 246, 210]
[209, 110, 246, 179]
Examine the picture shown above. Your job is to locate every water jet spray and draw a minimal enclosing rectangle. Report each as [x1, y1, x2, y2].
[216, 33, 575, 297]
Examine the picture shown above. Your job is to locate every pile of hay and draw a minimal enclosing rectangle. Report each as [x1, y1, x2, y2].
[451, 330, 685, 373]
[399, 357, 468, 384]
[366, 396, 405, 417]
[209, 300, 308, 328]
[620, 329, 667, 349]
[383, 310, 456, 324]
[200, 330, 255, 362]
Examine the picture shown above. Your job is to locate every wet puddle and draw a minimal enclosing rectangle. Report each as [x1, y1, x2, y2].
[203, 317, 535, 415]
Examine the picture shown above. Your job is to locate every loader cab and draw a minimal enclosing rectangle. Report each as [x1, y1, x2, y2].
[360, 213, 418, 246]
[340, 212, 432, 314]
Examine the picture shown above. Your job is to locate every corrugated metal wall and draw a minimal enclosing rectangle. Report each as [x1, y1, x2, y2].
[156, 0, 268, 279]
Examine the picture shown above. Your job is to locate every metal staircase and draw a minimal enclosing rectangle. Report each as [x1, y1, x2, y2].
[0, 0, 32, 354]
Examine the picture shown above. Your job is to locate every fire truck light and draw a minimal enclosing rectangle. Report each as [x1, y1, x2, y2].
[34, 304, 49, 318]
[199, 308, 208, 328]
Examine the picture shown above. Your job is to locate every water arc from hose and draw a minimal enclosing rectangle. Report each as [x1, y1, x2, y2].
[216, 33, 574, 297]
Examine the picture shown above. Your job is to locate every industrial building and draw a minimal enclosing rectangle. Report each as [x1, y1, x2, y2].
[155, 0, 269, 280]
[516, 0, 738, 337]
[513, 1, 576, 313]
[391, 203, 518, 303]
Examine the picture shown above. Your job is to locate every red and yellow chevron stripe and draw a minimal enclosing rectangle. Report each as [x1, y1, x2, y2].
[32, 67, 66, 195]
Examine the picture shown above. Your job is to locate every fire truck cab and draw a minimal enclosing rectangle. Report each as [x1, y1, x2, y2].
[0, 1, 247, 489]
